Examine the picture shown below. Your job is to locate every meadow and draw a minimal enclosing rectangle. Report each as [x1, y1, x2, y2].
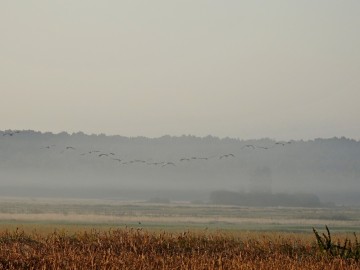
[1, 198, 359, 231]
[0, 198, 360, 269]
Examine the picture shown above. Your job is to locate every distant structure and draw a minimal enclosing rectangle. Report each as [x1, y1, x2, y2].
[249, 167, 272, 194]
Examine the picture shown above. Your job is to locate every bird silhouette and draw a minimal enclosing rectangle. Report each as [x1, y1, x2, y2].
[275, 142, 286, 146]
[219, 154, 235, 159]
[162, 162, 176, 167]
[147, 162, 165, 166]
[42, 145, 55, 149]
[60, 146, 76, 153]
[241, 145, 255, 149]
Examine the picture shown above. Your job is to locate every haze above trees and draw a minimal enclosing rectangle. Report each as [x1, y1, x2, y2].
[1, 130, 359, 205]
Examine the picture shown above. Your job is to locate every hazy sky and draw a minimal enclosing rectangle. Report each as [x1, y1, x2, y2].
[1, 1, 359, 140]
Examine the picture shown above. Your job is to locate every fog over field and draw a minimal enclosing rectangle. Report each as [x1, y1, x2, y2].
[1, 130, 359, 205]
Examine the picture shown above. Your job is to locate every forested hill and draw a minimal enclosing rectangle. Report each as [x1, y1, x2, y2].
[1, 130, 359, 204]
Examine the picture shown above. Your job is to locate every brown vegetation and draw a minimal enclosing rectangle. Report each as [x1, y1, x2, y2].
[0, 228, 359, 269]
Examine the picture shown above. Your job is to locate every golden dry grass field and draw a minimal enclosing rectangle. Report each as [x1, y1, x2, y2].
[1, 228, 360, 269]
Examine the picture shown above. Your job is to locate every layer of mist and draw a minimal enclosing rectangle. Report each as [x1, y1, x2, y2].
[1, 130, 359, 205]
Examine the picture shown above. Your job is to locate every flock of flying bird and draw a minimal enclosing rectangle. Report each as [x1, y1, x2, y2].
[2, 130, 293, 168]
[38, 142, 293, 168]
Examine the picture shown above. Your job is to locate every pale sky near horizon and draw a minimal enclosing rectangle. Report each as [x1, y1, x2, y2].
[1, 1, 359, 140]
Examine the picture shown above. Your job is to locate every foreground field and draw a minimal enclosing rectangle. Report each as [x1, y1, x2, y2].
[1, 198, 359, 269]
[0, 228, 359, 269]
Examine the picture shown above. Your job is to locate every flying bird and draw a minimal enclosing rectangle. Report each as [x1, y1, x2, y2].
[147, 162, 163, 166]
[275, 142, 286, 146]
[60, 146, 75, 153]
[162, 162, 176, 167]
[42, 145, 55, 149]
[219, 154, 235, 159]
[241, 145, 255, 149]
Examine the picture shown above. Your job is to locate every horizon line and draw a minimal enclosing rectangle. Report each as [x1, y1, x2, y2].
[1, 129, 359, 142]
